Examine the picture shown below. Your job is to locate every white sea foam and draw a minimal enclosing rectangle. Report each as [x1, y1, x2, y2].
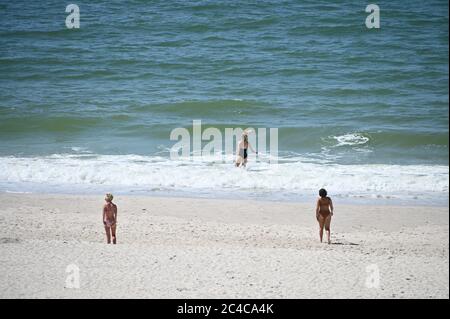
[332, 133, 370, 147]
[0, 155, 448, 204]
[66, 146, 92, 154]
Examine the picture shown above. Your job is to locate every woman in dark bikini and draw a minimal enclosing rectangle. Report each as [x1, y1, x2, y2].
[235, 130, 256, 167]
[315, 188, 334, 244]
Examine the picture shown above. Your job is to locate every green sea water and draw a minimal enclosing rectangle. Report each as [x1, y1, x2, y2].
[0, 0, 448, 204]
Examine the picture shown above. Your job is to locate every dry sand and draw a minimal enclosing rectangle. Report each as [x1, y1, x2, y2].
[0, 193, 448, 298]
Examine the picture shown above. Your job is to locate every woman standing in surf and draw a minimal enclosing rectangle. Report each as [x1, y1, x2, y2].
[235, 130, 257, 168]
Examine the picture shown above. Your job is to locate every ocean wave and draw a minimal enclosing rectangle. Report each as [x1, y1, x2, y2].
[129, 99, 278, 118]
[331, 133, 370, 147]
[0, 116, 103, 134]
[0, 155, 447, 203]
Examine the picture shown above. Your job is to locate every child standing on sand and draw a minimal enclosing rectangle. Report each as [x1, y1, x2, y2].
[103, 193, 117, 244]
[315, 188, 333, 244]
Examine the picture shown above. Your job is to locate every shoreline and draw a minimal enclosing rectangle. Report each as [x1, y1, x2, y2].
[1, 189, 448, 208]
[0, 192, 448, 298]
[1, 154, 447, 208]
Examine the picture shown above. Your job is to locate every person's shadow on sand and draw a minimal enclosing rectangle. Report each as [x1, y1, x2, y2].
[330, 240, 359, 246]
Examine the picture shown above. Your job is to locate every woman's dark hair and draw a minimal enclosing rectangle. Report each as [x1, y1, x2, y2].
[319, 188, 327, 198]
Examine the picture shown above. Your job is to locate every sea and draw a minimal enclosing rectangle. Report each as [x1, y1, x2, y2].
[0, 0, 448, 205]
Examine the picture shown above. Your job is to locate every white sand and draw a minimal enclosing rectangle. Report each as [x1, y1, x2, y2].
[0, 193, 448, 298]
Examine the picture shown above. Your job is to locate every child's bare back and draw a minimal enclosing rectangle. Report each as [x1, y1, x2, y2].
[103, 193, 117, 244]
[103, 202, 117, 226]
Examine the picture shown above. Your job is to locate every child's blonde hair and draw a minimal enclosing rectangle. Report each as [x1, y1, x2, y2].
[105, 193, 114, 201]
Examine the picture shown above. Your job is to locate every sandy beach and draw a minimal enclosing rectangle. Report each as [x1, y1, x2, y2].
[0, 193, 448, 299]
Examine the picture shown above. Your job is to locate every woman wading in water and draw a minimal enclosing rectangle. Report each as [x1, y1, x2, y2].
[235, 130, 257, 168]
